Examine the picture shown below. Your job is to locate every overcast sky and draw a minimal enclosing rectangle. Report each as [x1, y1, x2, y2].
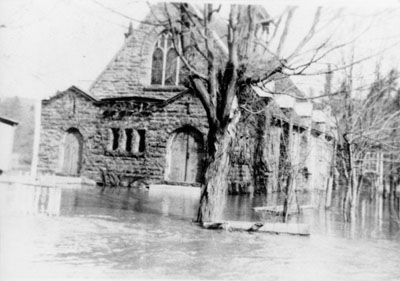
[1, 0, 400, 100]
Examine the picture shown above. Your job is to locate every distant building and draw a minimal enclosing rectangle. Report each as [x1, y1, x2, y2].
[0, 116, 18, 173]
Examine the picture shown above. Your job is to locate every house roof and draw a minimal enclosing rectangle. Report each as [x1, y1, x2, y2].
[0, 116, 18, 126]
[99, 89, 192, 107]
[43, 86, 98, 104]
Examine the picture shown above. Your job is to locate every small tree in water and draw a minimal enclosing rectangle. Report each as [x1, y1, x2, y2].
[331, 64, 400, 222]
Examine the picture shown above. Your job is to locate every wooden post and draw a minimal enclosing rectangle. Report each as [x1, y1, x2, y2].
[30, 99, 42, 180]
[377, 151, 384, 193]
[325, 177, 333, 208]
[325, 139, 336, 208]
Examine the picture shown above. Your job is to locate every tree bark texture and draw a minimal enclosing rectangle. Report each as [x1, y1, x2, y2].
[343, 145, 358, 222]
[197, 106, 241, 223]
[282, 115, 295, 222]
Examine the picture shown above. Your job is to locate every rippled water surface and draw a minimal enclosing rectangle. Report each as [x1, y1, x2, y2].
[1, 183, 400, 280]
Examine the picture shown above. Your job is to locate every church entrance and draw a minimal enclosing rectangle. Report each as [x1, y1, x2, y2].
[166, 127, 204, 183]
[61, 128, 83, 176]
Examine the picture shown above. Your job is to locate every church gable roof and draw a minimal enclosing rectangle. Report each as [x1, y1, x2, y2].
[43, 86, 98, 104]
[98, 88, 194, 107]
[88, 3, 305, 101]
[88, 27, 151, 99]
[89, 3, 182, 100]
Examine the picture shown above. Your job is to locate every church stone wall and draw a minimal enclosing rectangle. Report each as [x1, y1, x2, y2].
[38, 90, 99, 177]
[38, 89, 209, 185]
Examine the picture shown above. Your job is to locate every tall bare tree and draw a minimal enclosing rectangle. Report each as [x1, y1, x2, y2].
[143, 3, 359, 223]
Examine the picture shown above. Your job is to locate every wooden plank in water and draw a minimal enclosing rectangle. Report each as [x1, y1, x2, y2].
[258, 222, 310, 236]
[225, 221, 261, 231]
[253, 204, 314, 215]
[202, 221, 310, 236]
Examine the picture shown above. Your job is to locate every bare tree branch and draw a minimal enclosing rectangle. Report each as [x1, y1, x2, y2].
[276, 7, 296, 57]
[287, 7, 322, 61]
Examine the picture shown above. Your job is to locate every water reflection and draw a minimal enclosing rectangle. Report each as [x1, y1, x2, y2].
[1, 183, 399, 239]
[1, 183, 400, 280]
[148, 185, 200, 219]
[0, 184, 62, 216]
[222, 190, 400, 240]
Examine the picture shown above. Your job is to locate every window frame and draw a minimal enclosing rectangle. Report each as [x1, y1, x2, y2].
[151, 31, 181, 86]
[111, 128, 120, 151]
[106, 128, 145, 157]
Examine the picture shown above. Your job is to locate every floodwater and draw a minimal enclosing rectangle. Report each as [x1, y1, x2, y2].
[1, 182, 400, 280]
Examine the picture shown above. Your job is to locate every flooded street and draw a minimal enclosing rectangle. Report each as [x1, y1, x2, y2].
[1, 183, 400, 280]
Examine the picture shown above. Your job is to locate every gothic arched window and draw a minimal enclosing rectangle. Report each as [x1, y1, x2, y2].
[151, 32, 181, 86]
[151, 48, 163, 85]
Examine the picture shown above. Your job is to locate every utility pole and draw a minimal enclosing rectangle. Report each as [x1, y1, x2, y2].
[30, 99, 41, 179]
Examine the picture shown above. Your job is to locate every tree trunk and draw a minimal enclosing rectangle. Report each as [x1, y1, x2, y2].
[282, 114, 294, 222]
[342, 143, 359, 222]
[282, 172, 294, 222]
[252, 111, 269, 194]
[196, 131, 232, 223]
[197, 103, 241, 223]
[389, 154, 396, 197]
[350, 168, 358, 221]
[343, 177, 352, 222]
[343, 167, 358, 222]
[325, 177, 333, 208]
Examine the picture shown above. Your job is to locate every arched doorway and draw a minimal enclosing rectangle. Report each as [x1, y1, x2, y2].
[61, 128, 83, 176]
[166, 127, 204, 183]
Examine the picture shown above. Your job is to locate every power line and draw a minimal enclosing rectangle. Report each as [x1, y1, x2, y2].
[56, 0, 125, 29]
[89, 0, 163, 26]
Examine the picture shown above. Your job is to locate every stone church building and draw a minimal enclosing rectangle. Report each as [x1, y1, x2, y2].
[37, 4, 336, 194]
